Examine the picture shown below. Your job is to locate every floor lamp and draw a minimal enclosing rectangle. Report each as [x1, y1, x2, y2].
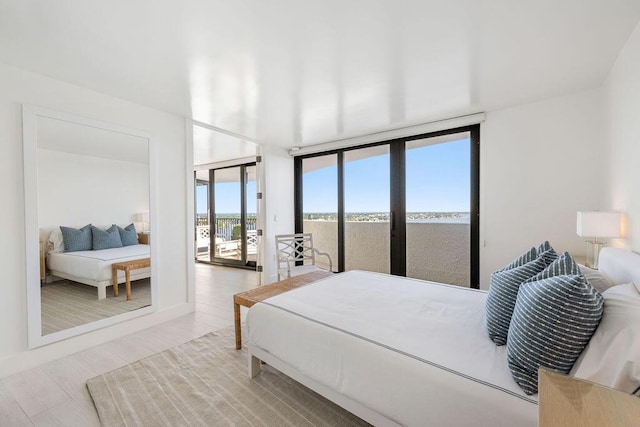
[576, 211, 621, 269]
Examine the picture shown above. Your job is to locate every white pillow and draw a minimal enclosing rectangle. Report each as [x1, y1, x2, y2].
[48, 229, 65, 253]
[578, 264, 616, 292]
[570, 282, 640, 393]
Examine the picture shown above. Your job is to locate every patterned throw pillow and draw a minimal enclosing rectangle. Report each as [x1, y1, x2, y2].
[523, 251, 580, 284]
[537, 240, 559, 265]
[60, 224, 93, 252]
[500, 247, 538, 271]
[118, 223, 138, 246]
[486, 256, 547, 345]
[92, 225, 124, 250]
[507, 274, 604, 395]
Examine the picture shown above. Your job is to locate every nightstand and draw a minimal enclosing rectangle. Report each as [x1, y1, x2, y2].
[539, 368, 640, 426]
[137, 233, 150, 245]
[39, 241, 47, 283]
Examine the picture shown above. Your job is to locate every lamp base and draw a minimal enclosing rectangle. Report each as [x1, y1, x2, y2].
[585, 240, 605, 269]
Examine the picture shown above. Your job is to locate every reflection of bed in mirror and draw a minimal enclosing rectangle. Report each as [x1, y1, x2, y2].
[45, 237, 151, 300]
[24, 105, 157, 347]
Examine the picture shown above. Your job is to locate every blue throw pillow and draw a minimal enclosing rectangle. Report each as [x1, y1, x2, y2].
[536, 241, 559, 266]
[60, 224, 93, 252]
[92, 225, 123, 250]
[500, 247, 538, 271]
[486, 256, 547, 345]
[523, 251, 580, 284]
[118, 223, 138, 246]
[507, 274, 604, 395]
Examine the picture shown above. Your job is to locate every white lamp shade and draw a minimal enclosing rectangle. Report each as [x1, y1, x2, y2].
[576, 211, 621, 238]
[135, 212, 149, 223]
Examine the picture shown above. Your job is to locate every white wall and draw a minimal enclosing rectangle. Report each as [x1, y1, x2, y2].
[0, 63, 192, 378]
[37, 149, 149, 240]
[603, 21, 640, 251]
[480, 88, 605, 287]
[262, 145, 295, 283]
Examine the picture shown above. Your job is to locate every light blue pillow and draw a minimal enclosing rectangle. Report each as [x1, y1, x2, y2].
[486, 256, 547, 345]
[92, 225, 123, 250]
[537, 240, 559, 266]
[117, 223, 138, 246]
[523, 251, 580, 284]
[500, 247, 537, 271]
[507, 274, 604, 395]
[60, 224, 93, 252]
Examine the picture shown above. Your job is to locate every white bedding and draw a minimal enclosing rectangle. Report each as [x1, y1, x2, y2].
[248, 270, 538, 427]
[47, 244, 150, 282]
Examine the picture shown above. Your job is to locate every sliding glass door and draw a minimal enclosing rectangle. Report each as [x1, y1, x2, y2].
[195, 162, 257, 269]
[245, 165, 257, 264]
[405, 132, 473, 286]
[299, 154, 338, 271]
[344, 145, 390, 273]
[295, 125, 479, 288]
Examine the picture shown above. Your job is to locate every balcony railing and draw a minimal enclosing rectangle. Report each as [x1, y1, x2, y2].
[196, 216, 258, 261]
[304, 219, 471, 287]
[196, 215, 257, 242]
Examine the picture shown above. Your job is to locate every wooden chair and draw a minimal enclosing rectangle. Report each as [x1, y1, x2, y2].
[275, 233, 333, 281]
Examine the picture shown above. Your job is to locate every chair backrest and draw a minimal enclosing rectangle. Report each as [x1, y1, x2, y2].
[275, 233, 316, 266]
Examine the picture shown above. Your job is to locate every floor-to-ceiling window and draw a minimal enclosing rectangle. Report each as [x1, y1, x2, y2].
[344, 145, 390, 274]
[295, 125, 479, 288]
[299, 154, 338, 271]
[195, 162, 257, 269]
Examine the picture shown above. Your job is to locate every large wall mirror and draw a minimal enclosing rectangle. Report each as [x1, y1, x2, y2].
[23, 106, 158, 348]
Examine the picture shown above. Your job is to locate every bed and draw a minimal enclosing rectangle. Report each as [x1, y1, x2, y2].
[247, 247, 640, 426]
[47, 244, 151, 299]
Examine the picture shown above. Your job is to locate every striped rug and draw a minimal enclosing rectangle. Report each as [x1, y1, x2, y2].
[86, 327, 369, 426]
[41, 279, 151, 335]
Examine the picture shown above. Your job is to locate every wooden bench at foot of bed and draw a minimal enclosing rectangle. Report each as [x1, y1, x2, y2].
[112, 258, 151, 300]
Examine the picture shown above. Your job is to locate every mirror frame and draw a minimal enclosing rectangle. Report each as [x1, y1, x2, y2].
[23, 105, 158, 348]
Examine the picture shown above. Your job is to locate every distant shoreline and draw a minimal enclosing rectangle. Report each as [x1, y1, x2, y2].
[196, 212, 471, 224]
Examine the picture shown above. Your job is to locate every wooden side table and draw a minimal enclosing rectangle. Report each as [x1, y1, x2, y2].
[539, 368, 640, 427]
[137, 233, 150, 245]
[112, 258, 151, 300]
[233, 270, 333, 349]
[39, 241, 47, 283]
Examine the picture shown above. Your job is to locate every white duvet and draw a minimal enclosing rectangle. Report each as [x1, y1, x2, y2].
[248, 270, 537, 427]
[47, 244, 150, 282]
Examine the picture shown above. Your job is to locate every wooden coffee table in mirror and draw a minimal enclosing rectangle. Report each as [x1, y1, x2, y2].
[233, 270, 333, 349]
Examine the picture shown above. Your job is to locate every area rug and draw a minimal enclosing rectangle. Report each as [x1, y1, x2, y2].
[86, 326, 370, 426]
[41, 279, 151, 335]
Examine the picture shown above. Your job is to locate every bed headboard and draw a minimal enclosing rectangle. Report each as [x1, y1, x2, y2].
[598, 247, 640, 286]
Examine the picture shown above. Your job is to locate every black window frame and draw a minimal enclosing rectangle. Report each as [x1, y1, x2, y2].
[293, 124, 480, 288]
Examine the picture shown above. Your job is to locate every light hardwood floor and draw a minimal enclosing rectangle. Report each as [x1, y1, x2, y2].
[0, 263, 258, 426]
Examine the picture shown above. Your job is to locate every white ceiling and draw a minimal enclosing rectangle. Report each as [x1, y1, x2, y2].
[37, 116, 149, 164]
[1, 0, 639, 149]
[193, 125, 257, 166]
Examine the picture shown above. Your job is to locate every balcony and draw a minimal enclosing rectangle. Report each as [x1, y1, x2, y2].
[304, 220, 470, 287]
[196, 216, 257, 262]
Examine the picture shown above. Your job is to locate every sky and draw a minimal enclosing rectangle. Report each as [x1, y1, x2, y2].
[196, 180, 256, 215]
[197, 138, 470, 214]
[303, 138, 470, 213]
